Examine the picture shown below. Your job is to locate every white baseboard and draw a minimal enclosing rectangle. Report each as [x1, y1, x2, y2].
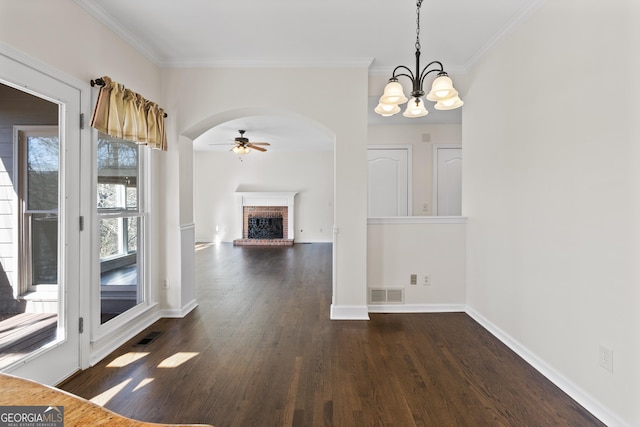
[368, 304, 465, 313]
[161, 299, 198, 318]
[466, 306, 627, 427]
[89, 308, 162, 367]
[330, 304, 370, 320]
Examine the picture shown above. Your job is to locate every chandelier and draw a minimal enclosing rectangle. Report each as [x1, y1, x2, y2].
[375, 0, 463, 118]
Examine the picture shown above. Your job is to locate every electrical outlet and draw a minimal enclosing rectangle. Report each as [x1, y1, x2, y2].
[423, 275, 431, 286]
[162, 279, 169, 289]
[599, 345, 613, 372]
[410, 274, 417, 285]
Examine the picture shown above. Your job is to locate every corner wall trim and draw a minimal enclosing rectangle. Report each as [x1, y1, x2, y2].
[368, 304, 465, 313]
[161, 299, 198, 319]
[330, 305, 370, 320]
[465, 306, 627, 427]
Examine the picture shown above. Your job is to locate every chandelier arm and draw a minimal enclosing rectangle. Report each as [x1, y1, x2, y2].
[391, 65, 415, 81]
[393, 73, 416, 84]
[419, 64, 447, 90]
[418, 61, 444, 81]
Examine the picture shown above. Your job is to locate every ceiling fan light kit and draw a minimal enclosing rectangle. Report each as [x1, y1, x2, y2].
[211, 129, 270, 155]
[232, 145, 251, 155]
[375, 0, 463, 118]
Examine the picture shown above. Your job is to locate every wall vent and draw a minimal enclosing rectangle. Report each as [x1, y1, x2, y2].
[369, 288, 404, 304]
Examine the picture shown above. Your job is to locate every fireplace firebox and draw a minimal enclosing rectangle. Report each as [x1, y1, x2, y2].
[234, 192, 297, 246]
[248, 216, 284, 239]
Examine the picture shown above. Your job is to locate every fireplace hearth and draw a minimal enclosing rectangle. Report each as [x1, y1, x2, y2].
[234, 192, 297, 246]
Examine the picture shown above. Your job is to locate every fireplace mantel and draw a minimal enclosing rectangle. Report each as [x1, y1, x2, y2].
[235, 192, 297, 244]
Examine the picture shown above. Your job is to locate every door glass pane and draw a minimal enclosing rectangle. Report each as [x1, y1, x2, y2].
[0, 84, 61, 369]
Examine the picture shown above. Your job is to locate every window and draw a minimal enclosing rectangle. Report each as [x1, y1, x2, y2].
[97, 133, 146, 324]
[17, 127, 59, 293]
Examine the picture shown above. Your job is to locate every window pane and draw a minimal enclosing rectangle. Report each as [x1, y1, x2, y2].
[127, 217, 138, 253]
[27, 136, 58, 211]
[100, 218, 122, 258]
[100, 217, 141, 324]
[97, 134, 138, 211]
[31, 213, 58, 284]
[97, 133, 144, 325]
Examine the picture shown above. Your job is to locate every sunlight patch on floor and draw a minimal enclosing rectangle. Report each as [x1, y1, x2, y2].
[90, 379, 132, 406]
[132, 378, 155, 392]
[157, 352, 199, 368]
[106, 352, 149, 368]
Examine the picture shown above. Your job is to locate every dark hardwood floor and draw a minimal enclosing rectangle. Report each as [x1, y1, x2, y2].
[60, 243, 604, 426]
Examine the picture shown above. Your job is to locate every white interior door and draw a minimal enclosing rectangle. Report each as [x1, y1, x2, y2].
[367, 147, 410, 216]
[0, 52, 81, 384]
[433, 146, 462, 216]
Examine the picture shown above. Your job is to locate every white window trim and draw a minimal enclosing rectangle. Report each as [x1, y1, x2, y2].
[92, 134, 151, 341]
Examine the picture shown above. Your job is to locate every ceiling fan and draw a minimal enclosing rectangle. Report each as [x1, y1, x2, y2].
[210, 130, 270, 154]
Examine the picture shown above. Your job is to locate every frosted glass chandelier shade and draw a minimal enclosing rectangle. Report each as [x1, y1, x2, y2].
[402, 98, 429, 118]
[379, 81, 408, 105]
[375, 103, 402, 116]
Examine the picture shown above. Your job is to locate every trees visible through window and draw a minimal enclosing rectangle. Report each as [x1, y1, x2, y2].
[97, 133, 145, 324]
[19, 129, 59, 290]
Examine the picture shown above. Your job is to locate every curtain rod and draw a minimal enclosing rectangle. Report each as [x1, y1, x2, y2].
[90, 78, 168, 118]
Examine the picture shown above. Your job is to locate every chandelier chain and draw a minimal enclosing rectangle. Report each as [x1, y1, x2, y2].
[415, 0, 423, 52]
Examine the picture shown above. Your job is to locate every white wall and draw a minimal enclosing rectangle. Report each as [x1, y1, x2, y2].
[0, 1, 161, 101]
[163, 67, 369, 316]
[463, 1, 640, 425]
[368, 124, 461, 215]
[194, 150, 333, 243]
[367, 219, 466, 310]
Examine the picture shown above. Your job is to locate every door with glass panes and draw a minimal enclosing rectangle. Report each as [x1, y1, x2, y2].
[0, 54, 81, 384]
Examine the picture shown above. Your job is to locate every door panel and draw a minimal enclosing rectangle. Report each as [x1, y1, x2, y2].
[368, 148, 409, 216]
[0, 54, 81, 385]
[434, 147, 462, 216]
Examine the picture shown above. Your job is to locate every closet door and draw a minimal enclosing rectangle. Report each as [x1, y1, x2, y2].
[367, 148, 410, 217]
[433, 146, 462, 216]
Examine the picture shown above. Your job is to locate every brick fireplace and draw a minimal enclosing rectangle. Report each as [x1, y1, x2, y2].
[233, 192, 297, 246]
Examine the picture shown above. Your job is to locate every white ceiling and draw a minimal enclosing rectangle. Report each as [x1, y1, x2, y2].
[75, 0, 542, 152]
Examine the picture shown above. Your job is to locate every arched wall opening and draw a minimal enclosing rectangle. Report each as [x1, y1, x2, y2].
[185, 107, 335, 242]
[180, 105, 338, 303]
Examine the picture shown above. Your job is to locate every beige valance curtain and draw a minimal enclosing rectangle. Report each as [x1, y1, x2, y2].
[90, 76, 167, 151]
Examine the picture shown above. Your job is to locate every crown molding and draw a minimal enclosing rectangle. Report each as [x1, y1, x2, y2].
[75, 0, 543, 73]
[74, 0, 163, 66]
[461, 0, 546, 72]
[158, 57, 374, 69]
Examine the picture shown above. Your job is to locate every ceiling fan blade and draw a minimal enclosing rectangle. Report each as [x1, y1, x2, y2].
[248, 143, 267, 152]
[250, 142, 271, 146]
